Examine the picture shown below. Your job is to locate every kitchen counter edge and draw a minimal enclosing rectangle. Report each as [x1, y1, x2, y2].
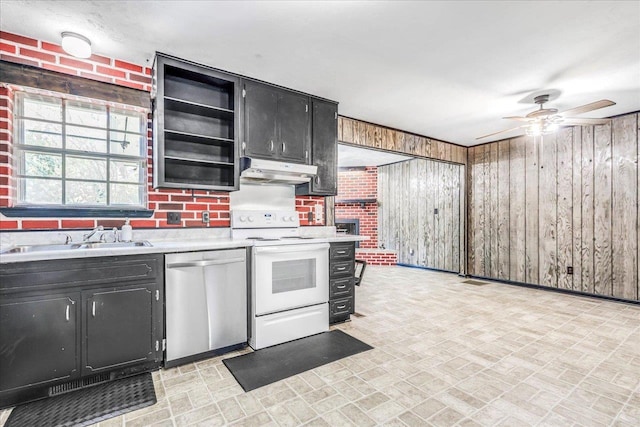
[0, 235, 366, 264]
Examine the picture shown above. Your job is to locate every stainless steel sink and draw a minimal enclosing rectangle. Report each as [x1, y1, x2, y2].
[78, 241, 152, 249]
[1, 241, 152, 254]
[1, 244, 83, 254]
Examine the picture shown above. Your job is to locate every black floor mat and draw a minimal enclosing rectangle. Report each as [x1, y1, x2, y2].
[5, 373, 156, 427]
[223, 330, 373, 392]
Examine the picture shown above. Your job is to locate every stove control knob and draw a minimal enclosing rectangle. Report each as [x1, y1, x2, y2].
[288, 216, 296, 222]
[239, 215, 247, 222]
[247, 216, 255, 222]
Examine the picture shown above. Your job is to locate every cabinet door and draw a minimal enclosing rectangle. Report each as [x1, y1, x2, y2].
[82, 285, 155, 375]
[243, 81, 278, 159]
[312, 100, 337, 194]
[0, 294, 78, 393]
[277, 90, 310, 163]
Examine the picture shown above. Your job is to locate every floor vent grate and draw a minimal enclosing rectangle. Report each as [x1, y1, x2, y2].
[49, 372, 112, 396]
[461, 279, 489, 286]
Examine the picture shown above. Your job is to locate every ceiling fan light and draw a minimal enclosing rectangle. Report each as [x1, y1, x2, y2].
[61, 32, 92, 58]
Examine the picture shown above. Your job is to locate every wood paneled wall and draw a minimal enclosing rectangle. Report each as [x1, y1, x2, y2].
[468, 113, 639, 301]
[338, 116, 467, 165]
[378, 158, 462, 272]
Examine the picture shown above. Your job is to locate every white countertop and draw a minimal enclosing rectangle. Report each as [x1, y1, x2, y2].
[0, 232, 367, 264]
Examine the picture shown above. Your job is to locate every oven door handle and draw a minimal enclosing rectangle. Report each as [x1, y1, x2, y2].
[166, 257, 245, 269]
[254, 243, 330, 254]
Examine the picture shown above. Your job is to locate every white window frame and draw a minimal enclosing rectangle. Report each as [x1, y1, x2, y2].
[13, 91, 148, 209]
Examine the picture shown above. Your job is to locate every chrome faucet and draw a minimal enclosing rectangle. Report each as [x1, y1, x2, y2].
[83, 226, 104, 242]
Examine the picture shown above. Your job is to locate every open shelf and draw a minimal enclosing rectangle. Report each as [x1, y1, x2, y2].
[164, 99, 234, 141]
[164, 65, 234, 111]
[164, 158, 235, 188]
[154, 54, 239, 191]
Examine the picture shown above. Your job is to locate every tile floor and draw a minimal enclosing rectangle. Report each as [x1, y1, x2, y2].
[1, 265, 639, 426]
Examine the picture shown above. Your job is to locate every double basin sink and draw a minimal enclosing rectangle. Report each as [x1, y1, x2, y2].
[1, 241, 152, 254]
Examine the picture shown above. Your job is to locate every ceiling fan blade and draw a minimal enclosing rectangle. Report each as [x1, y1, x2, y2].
[502, 116, 530, 122]
[476, 126, 524, 140]
[560, 117, 611, 126]
[559, 100, 615, 116]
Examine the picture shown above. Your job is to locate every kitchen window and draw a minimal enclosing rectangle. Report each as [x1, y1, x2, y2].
[13, 92, 148, 209]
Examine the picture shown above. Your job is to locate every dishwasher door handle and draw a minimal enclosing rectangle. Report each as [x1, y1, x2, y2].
[166, 257, 245, 269]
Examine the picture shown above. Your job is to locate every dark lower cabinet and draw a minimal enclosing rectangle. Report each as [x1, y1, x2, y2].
[0, 294, 79, 393]
[329, 242, 356, 324]
[83, 286, 156, 375]
[0, 254, 163, 408]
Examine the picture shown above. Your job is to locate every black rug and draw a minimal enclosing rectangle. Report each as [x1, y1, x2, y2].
[5, 373, 156, 427]
[223, 330, 373, 391]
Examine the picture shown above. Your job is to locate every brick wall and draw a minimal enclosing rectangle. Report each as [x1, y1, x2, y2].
[355, 251, 397, 266]
[0, 31, 323, 230]
[335, 167, 378, 249]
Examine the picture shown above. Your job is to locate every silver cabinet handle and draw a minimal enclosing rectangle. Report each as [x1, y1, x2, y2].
[65, 304, 70, 321]
[336, 250, 347, 255]
[92, 301, 96, 317]
[337, 304, 346, 309]
[337, 284, 347, 289]
[166, 257, 245, 269]
[269, 140, 274, 152]
[315, 175, 320, 184]
[282, 141, 286, 152]
[336, 266, 347, 271]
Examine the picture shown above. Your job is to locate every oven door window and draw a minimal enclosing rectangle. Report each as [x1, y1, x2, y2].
[273, 259, 316, 293]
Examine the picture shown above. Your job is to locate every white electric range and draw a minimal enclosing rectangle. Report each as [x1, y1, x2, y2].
[231, 209, 329, 349]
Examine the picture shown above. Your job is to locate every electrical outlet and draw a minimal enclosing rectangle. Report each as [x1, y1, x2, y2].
[434, 208, 439, 215]
[567, 266, 573, 275]
[202, 211, 210, 223]
[167, 212, 181, 224]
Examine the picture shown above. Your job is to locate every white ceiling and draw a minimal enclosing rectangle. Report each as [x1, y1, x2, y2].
[2, 1, 639, 146]
[338, 144, 412, 168]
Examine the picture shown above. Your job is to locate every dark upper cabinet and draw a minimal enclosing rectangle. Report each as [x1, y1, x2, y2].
[242, 81, 278, 159]
[0, 294, 79, 394]
[242, 80, 310, 164]
[296, 99, 338, 196]
[153, 53, 240, 191]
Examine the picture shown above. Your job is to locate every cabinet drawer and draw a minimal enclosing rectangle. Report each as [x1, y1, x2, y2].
[329, 243, 354, 261]
[329, 277, 353, 299]
[329, 297, 352, 323]
[330, 261, 354, 278]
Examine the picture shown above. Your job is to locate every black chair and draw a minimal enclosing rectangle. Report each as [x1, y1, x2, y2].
[354, 259, 367, 286]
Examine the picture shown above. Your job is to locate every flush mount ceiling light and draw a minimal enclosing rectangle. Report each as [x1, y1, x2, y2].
[61, 32, 92, 58]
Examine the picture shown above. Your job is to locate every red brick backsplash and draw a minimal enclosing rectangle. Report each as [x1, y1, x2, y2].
[0, 31, 325, 231]
[335, 167, 378, 248]
[355, 249, 397, 266]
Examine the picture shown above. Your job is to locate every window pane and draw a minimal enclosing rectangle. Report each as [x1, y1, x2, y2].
[22, 178, 62, 204]
[110, 132, 145, 157]
[110, 109, 144, 133]
[24, 152, 62, 177]
[20, 95, 62, 122]
[66, 126, 107, 153]
[66, 156, 107, 181]
[110, 160, 142, 183]
[110, 183, 142, 205]
[65, 101, 107, 127]
[20, 119, 63, 148]
[66, 181, 106, 205]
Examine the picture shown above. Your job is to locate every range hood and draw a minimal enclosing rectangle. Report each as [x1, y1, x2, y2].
[240, 157, 317, 185]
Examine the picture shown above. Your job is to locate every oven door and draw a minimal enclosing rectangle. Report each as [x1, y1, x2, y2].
[253, 243, 329, 316]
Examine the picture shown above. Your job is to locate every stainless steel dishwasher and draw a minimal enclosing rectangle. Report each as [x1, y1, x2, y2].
[165, 248, 247, 367]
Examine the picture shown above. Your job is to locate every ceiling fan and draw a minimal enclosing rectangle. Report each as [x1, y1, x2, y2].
[476, 95, 616, 140]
